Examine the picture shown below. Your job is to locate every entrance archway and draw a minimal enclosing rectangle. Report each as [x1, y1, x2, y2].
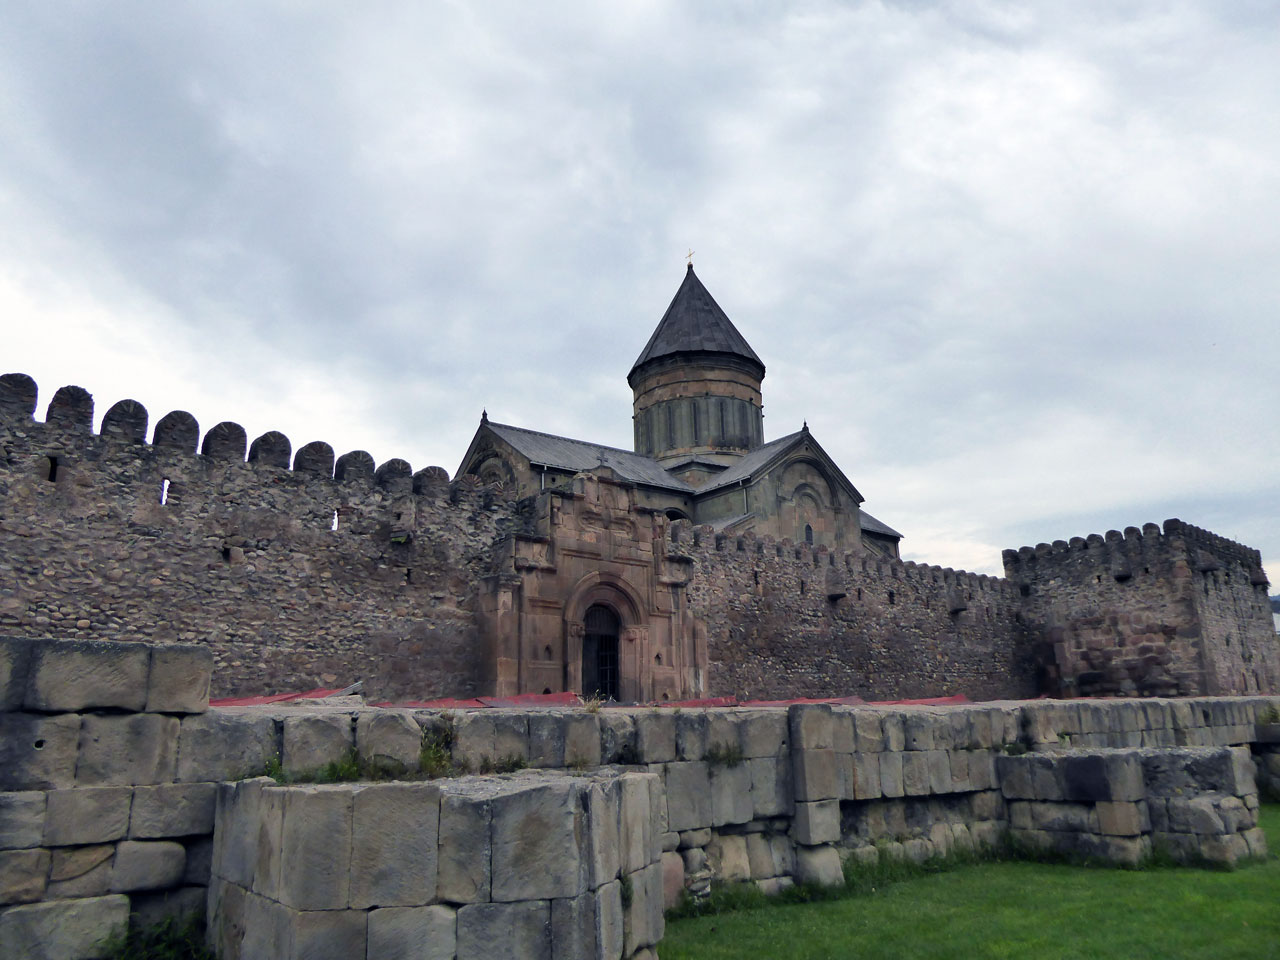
[582, 604, 621, 701]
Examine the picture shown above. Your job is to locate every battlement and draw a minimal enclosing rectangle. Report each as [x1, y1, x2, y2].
[668, 520, 1015, 599]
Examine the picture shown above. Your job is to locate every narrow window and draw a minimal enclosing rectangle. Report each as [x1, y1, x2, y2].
[159, 478, 170, 505]
[888, 590, 895, 605]
[543, 644, 553, 660]
[719, 400, 727, 439]
[404, 568, 413, 584]
[805, 524, 814, 545]
[691, 402, 700, 443]
[800, 580, 806, 595]
[654, 653, 662, 665]
[331, 509, 339, 531]
[45, 456, 58, 482]
[666, 405, 676, 447]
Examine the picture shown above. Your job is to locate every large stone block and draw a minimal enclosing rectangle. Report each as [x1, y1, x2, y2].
[552, 892, 599, 959]
[794, 844, 843, 887]
[451, 712, 497, 770]
[738, 710, 787, 758]
[47, 845, 114, 900]
[706, 834, 750, 883]
[902, 751, 930, 796]
[792, 800, 840, 845]
[0, 848, 50, 905]
[879, 751, 904, 798]
[597, 712, 636, 765]
[660, 850, 686, 908]
[293, 908, 368, 960]
[793, 748, 838, 802]
[674, 710, 708, 761]
[853, 712, 885, 753]
[368, 905, 457, 960]
[144, 644, 213, 714]
[355, 711, 422, 774]
[281, 714, 354, 777]
[618, 775, 654, 876]
[129, 886, 207, 933]
[788, 705, 834, 751]
[927, 750, 952, 794]
[111, 840, 186, 892]
[903, 713, 936, 751]
[491, 712, 531, 766]
[1095, 800, 1147, 837]
[0, 792, 46, 849]
[0, 713, 81, 791]
[177, 711, 278, 782]
[437, 790, 491, 903]
[634, 711, 677, 763]
[664, 762, 711, 832]
[210, 780, 266, 890]
[44, 787, 133, 846]
[585, 779, 621, 889]
[1061, 753, 1142, 803]
[853, 752, 882, 800]
[129, 783, 216, 838]
[748, 757, 792, 818]
[831, 712, 855, 754]
[490, 779, 586, 902]
[0, 638, 35, 711]
[710, 762, 752, 827]
[744, 833, 774, 880]
[350, 782, 440, 909]
[527, 713, 569, 768]
[456, 900, 551, 960]
[278, 786, 354, 910]
[564, 714, 602, 769]
[76, 714, 179, 786]
[623, 862, 663, 956]
[24, 638, 149, 713]
[0, 894, 130, 960]
[594, 880, 624, 960]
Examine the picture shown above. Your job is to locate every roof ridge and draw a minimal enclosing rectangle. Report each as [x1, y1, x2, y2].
[486, 420, 643, 458]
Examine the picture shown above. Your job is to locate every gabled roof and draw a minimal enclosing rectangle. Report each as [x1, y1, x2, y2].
[629, 265, 764, 382]
[483, 421, 694, 493]
[698, 426, 864, 505]
[859, 511, 903, 539]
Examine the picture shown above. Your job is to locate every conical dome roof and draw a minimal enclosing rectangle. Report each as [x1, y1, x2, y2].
[628, 265, 764, 385]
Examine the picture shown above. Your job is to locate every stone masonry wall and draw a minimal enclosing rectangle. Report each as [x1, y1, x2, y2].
[670, 522, 1037, 701]
[0, 374, 515, 701]
[1004, 520, 1279, 698]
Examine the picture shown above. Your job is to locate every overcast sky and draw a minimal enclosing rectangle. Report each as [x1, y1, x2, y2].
[3, 1, 1277, 578]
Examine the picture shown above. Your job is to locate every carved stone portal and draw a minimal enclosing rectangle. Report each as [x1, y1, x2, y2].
[480, 469, 703, 701]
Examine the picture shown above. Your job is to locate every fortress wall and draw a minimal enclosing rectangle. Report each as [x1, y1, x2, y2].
[0, 374, 514, 701]
[669, 523, 1036, 701]
[1003, 521, 1278, 698]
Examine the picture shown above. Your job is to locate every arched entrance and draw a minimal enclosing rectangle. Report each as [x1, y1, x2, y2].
[582, 604, 621, 701]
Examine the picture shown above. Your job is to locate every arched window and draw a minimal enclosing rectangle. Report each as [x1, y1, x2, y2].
[804, 524, 814, 545]
[582, 605, 620, 701]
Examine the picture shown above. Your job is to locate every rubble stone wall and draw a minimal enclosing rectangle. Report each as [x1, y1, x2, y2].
[0, 375, 514, 701]
[670, 521, 1038, 701]
[1004, 521, 1278, 698]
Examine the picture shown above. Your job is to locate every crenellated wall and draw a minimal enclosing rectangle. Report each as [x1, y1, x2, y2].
[1003, 521, 1278, 698]
[0, 373, 514, 701]
[669, 522, 1037, 701]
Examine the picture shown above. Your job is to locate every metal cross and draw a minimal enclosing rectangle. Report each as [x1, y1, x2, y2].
[685, 249, 695, 266]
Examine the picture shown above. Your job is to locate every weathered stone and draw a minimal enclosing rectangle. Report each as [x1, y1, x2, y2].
[903, 713, 936, 751]
[553, 894, 599, 960]
[75, 714, 178, 787]
[293, 908, 368, 960]
[351, 782, 440, 909]
[489, 779, 585, 902]
[278, 785, 354, 910]
[738, 710, 787, 758]
[663, 762, 711, 832]
[368, 904, 456, 960]
[1167, 796, 1226, 835]
[793, 747, 838, 801]
[661, 831, 679, 852]
[1095, 800, 1147, 837]
[437, 791, 491, 903]
[792, 800, 840, 844]
[0, 848, 50, 904]
[1030, 802, 1096, 833]
[674, 710, 708, 761]
[44, 787, 132, 846]
[457, 900, 551, 960]
[355, 710, 422, 774]
[902, 751, 931, 796]
[854, 712, 886, 753]
[24, 638, 149, 713]
[794, 844, 843, 886]
[709, 762, 752, 826]
[177, 711, 278, 782]
[145, 644, 213, 714]
[451, 712, 497, 770]
[0, 894, 130, 960]
[0, 792, 46, 849]
[634, 711, 677, 763]
[128, 886, 206, 932]
[595, 879, 625, 960]
[678, 828, 711, 850]
[182, 837, 212, 886]
[747, 756, 791, 818]
[47, 845, 114, 898]
[788, 705, 834, 751]
[831, 712, 855, 754]
[585, 780, 621, 889]
[597, 713, 636, 765]
[281, 714, 354, 777]
[879, 751, 904, 798]
[926, 750, 951, 794]
[618, 775, 654, 875]
[0, 713, 81, 791]
[623, 862, 663, 956]
[564, 713, 602, 769]
[129, 782, 216, 838]
[210, 779, 265, 890]
[111, 840, 185, 892]
[706, 834, 750, 882]
[853, 752, 882, 800]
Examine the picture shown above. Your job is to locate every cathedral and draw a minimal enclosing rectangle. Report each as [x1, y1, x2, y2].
[458, 263, 903, 561]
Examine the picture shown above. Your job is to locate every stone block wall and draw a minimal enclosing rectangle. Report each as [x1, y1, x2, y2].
[999, 746, 1266, 866]
[209, 771, 664, 960]
[0, 636, 217, 959]
[0, 374, 514, 701]
[670, 522, 1039, 702]
[1004, 521, 1278, 698]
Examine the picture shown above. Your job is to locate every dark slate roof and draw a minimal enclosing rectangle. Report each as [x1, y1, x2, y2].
[486, 422, 694, 492]
[696, 431, 805, 492]
[629, 265, 764, 380]
[860, 510, 903, 539]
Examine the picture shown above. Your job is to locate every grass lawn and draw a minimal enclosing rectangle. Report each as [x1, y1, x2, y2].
[661, 805, 1280, 960]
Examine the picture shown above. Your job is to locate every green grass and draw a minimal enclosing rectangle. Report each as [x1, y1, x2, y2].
[662, 806, 1280, 960]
